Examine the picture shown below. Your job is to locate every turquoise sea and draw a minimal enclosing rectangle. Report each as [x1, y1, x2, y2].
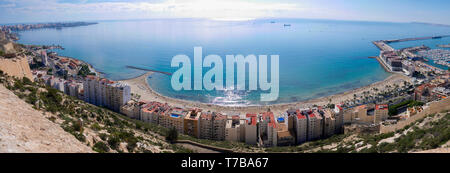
[16, 19, 450, 105]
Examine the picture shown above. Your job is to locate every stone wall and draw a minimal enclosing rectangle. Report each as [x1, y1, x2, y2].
[379, 98, 450, 133]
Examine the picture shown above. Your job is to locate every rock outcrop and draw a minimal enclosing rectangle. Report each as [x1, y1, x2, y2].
[0, 56, 34, 80]
[0, 85, 94, 153]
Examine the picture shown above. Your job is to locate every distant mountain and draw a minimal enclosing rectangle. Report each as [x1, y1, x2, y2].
[411, 22, 450, 27]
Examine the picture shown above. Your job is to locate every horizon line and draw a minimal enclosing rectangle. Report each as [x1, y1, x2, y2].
[2, 17, 450, 27]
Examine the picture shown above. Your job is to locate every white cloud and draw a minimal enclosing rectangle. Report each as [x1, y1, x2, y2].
[1, 0, 304, 22]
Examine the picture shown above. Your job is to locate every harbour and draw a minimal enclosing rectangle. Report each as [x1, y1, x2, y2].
[372, 35, 450, 75]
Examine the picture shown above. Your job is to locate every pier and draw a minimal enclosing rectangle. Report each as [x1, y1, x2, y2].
[383, 35, 450, 43]
[126, 65, 173, 75]
[437, 44, 450, 48]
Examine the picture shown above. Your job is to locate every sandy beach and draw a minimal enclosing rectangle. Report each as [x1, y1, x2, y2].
[120, 72, 411, 115]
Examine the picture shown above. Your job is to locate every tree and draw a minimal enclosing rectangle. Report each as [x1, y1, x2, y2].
[166, 127, 178, 143]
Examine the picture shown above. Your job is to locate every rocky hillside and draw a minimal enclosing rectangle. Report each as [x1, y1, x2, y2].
[0, 31, 33, 80]
[0, 56, 33, 80]
[0, 84, 94, 153]
[0, 72, 191, 153]
[264, 110, 449, 153]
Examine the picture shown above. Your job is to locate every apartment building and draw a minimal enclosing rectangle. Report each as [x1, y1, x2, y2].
[120, 100, 146, 120]
[140, 102, 170, 125]
[212, 113, 227, 141]
[305, 110, 322, 141]
[244, 113, 258, 145]
[374, 104, 389, 124]
[347, 105, 374, 124]
[225, 115, 245, 142]
[199, 112, 214, 140]
[52, 78, 65, 93]
[334, 105, 344, 134]
[322, 109, 336, 138]
[184, 109, 202, 138]
[83, 75, 131, 112]
[66, 82, 81, 98]
[275, 113, 295, 146]
[293, 110, 307, 144]
[259, 112, 277, 147]
[199, 112, 227, 141]
[161, 107, 187, 134]
[312, 110, 324, 139]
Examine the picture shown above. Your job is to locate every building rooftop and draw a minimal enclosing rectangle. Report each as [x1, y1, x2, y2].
[296, 110, 306, 119]
[246, 113, 257, 126]
[185, 108, 201, 120]
[376, 104, 388, 110]
[261, 112, 276, 128]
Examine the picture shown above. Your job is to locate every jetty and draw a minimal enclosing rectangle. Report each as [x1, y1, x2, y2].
[126, 65, 172, 75]
[437, 44, 450, 48]
[383, 35, 450, 43]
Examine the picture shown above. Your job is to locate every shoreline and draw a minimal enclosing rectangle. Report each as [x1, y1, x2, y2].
[119, 71, 411, 115]
[10, 26, 412, 115]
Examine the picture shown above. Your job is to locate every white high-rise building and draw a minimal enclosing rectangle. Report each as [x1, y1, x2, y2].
[83, 75, 131, 112]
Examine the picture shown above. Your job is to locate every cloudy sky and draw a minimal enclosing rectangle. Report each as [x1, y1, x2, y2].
[1, 0, 449, 24]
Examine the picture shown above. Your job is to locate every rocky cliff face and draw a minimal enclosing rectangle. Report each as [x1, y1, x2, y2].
[0, 31, 33, 80]
[0, 85, 94, 153]
[0, 56, 34, 80]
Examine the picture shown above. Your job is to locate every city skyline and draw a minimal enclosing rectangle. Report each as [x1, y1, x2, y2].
[1, 0, 450, 25]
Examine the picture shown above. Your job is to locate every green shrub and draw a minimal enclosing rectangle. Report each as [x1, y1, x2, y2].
[166, 127, 178, 143]
[93, 141, 110, 153]
[22, 77, 33, 85]
[107, 136, 120, 150]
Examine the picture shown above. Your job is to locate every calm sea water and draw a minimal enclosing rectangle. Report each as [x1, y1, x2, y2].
[16, 19, 450, 105]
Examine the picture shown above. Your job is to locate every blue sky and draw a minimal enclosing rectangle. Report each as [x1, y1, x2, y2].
[1, 0, 449, 24]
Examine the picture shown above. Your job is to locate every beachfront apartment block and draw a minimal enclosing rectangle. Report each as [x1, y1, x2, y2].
[293, 110, 308, 144]
[334, 105, 344, 133]
[305, 110, 321, 141]
[160, 107, 187, 134]
[83, 75, 131, 112]
[120, 100, 147, 120]
[140, 102, 170, 125]
[212, 113, 227, 141]
[244, 113, 258, 145]
[259, 112, 277, 147]
[225, 115, 246, 142]
[199, 112, 227, 141]
[322, 109, 336, 138]
[374, 104, 389, 124]
[312, 110, 324, 139]
[184, 109, 202, 138]
[346, 104, 389, 125]
[348, 105, 371, 123]
[275, 114, 295, 146]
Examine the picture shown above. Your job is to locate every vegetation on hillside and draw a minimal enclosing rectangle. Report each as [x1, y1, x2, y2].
[0, 73, 193, 153]
[264, 111, 449, 153]
[1, 71, 447, 153]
